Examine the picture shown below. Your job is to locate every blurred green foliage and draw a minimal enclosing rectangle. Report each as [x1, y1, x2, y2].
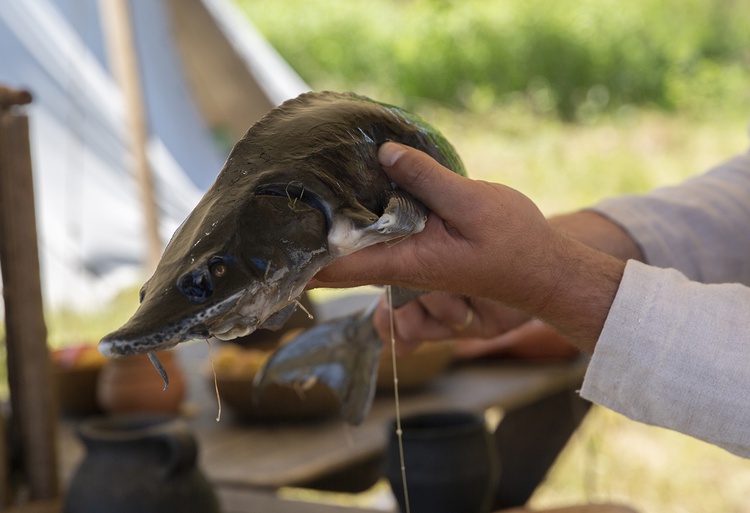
[239, 0, 749, 120]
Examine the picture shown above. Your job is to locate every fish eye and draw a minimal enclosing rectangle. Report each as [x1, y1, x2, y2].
[210, 262, 227, 278]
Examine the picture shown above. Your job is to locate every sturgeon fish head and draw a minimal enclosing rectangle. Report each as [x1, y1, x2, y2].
[99, 180, 330, 358]
[99, 91, 448, 359]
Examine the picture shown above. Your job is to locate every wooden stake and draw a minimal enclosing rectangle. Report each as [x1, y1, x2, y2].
[0, 89, 60, 502]
[99, 0, 163, 272]
[0, 87, 32, 109]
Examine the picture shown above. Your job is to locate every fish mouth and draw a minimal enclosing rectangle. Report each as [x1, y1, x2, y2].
[98, 337, 185, 358]
[98, 291, 248, 358]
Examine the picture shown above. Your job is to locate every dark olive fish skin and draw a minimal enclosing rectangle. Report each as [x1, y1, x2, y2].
[99, 91, 465, 369]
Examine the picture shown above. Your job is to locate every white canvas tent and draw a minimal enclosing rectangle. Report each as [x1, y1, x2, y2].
[0, 0, 309, 309]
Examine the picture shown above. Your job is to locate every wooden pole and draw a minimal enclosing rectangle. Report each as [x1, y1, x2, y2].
[99, 0, 163, 272]
[0, 87, 60, 502]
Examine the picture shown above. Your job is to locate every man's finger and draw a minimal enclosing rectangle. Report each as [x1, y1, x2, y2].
[379, 142, 478, 225]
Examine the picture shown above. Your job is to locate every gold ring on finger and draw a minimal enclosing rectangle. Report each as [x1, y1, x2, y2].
[451, 304, 474, 332]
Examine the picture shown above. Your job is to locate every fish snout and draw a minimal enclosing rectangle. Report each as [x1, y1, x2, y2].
[98, 334, 178, 358]
[98, 326, 137, 357]
[98, 337, 117, 358]
[98, 322, 181, 358]
[97, 331, 147, 358]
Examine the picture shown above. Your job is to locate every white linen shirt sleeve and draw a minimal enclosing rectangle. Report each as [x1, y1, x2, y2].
[580, 261, 750, 458]
[580, 148, 750, 457]
[589, 150, 750, 285]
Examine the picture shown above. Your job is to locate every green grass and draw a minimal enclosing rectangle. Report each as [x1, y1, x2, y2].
[531, 406, 750, 513]
[420, 103, 748, 215]
[239, 0, 750, 120]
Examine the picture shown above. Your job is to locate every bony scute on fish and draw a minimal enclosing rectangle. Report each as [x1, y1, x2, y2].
[98, 91, 465, 424]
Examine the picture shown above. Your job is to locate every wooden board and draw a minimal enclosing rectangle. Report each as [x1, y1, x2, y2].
[0, 100, 59, 502]
[191, 359, 586, 488]
[58, 351, 585, 491]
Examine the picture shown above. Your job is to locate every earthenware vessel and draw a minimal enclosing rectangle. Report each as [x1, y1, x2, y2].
[97, 350, 185, 414]
[64, 415, 219, 513]
[384, 410, 499, 513]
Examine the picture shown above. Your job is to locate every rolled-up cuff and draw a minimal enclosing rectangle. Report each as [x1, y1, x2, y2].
[581, 260, 750, 458]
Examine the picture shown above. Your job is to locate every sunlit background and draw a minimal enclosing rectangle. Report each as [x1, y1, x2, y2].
[206, 1, 750, 511]
[4, 0, 750, 511]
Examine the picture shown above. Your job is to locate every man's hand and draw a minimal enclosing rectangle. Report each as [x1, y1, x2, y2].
[312, 142, 559, 307]
[312, 142, 628, 351]
[368, 292, 532, 355]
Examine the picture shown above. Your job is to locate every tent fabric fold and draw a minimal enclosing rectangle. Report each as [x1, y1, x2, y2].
[0, 0, 308, 309]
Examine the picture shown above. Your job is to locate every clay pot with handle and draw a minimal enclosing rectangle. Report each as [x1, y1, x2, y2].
[64, 415, 220, 513]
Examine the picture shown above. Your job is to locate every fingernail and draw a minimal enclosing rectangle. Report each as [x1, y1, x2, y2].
[378, 142, 407, 168]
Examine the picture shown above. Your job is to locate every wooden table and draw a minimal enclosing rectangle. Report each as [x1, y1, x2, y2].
[59, 356, 586, 512]
[58, 294, 589, 512]
[187, 357, 586, 489]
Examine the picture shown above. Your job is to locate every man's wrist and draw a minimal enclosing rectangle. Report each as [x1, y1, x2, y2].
[533, 232, 626, 351]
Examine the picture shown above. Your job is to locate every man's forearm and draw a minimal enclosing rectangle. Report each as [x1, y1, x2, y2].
[550, 210, 644, 262]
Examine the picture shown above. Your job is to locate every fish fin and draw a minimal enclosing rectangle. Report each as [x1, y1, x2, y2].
[253, 309, 382, 425]
[368, 190, 428, 238]
[329, 191, 427, 257]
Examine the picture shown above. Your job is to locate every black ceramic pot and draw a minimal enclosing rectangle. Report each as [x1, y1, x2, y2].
[64, 415, 220, 513]
[384, 410, 499, 513]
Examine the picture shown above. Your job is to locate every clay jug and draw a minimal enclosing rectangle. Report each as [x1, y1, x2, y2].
[97, 350, 186, 414]
[64, 415, 220, 513]
[384, 410, 499, 513]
